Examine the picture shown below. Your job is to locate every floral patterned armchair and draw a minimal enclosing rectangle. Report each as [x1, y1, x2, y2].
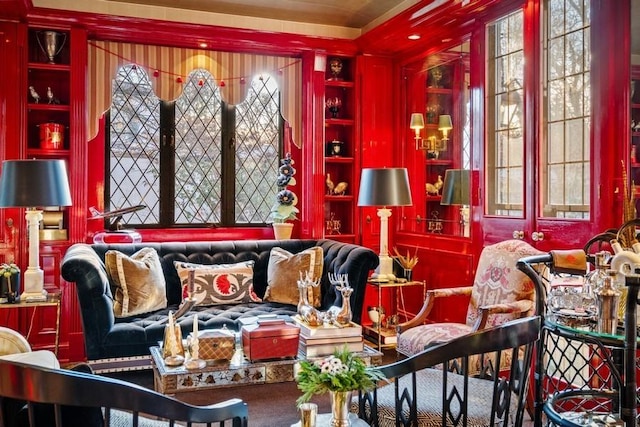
[396, 239, 544, 359]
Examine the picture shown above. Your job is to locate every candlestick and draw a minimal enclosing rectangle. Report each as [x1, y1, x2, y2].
[193, 313, 198, 337]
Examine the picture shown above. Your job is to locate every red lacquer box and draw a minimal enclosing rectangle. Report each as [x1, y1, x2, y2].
[242, 320, 300, 362]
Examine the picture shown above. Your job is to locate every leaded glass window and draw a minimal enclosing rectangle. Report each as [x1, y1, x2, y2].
[542, 0, 591, 219]
[486, 10, 525, 217]
[107, 66, 282, 227]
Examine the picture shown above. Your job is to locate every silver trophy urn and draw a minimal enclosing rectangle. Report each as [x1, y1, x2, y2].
[36, 31, 66, 64]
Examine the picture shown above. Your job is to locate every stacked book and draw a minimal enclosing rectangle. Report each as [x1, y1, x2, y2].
[293, 315, 364, 358]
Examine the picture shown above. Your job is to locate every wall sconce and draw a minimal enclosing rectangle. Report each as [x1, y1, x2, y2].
[410, 113, 425, 150]
[440, 168, 470, 237]
[437, 115, 452, 151]
[410, 113, 453, 158]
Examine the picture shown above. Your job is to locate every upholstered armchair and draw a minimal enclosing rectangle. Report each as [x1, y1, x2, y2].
[396, 239, 544, 358]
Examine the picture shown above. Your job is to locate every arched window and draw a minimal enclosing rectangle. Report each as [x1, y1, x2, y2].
[107, 66, 282, 227]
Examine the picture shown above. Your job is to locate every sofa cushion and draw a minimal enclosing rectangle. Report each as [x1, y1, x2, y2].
[264, 247, 323, 306]
[174, 260, 260, 306]
[105, 248, 168, 318]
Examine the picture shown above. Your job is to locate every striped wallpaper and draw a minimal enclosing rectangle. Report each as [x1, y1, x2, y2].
[88, 40, 303, 146]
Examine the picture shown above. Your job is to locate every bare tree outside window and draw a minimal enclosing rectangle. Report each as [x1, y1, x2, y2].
[107, 66, 282, 227]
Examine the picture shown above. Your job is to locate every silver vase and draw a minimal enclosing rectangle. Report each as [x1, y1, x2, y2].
[36, 31, 66, 64]
[329, 390, 351, 427]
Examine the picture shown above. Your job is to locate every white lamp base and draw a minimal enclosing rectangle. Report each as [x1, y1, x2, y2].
[22, 267, 47, 302]
[21, 209, 47, 303]
[371, 255, 396, 280]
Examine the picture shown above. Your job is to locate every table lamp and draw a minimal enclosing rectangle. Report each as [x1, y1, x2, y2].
[440, 169, 470, 237]
[357, 168, 412, 280]
[0, 159, 72, 302]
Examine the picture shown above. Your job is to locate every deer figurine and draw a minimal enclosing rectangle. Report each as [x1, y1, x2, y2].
[326, 273, 353, 327]
[297, 271, 323, 327]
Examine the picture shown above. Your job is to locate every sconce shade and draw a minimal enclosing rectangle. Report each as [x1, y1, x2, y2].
[410, 113, 425, 130]
[358, 168, 413, 207]
[0, 159, 72, 207]
[440, 169, 470, 206]
[438, 115, 453, 131]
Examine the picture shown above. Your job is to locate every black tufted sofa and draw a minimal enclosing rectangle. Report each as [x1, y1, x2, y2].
[61, 239, 378, 369]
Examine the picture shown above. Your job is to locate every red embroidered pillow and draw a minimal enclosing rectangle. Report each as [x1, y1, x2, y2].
[174, 260, 261, 306]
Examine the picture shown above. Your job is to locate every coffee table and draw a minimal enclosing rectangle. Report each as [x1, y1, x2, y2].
[150, 344, 382, 396]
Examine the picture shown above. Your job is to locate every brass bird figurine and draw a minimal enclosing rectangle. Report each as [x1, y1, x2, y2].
[425, 183, 438, 195]
[333, 181, 348, 195]
[434, 175, 444, 192]
[326, 173, 335, 194]
[426, 175, 444, 195]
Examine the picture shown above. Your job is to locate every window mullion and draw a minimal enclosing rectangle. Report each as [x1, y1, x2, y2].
[160, 100, 176, 226]
[221, 103, 236, 225]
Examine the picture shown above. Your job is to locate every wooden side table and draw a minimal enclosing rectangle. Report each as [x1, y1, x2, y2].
[0, 293, 62, 356]
[363, 279, 425, 351]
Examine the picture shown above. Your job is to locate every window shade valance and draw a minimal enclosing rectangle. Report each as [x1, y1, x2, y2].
[88, 41, 302, 146]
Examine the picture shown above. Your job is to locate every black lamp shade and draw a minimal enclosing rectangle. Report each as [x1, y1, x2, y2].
[0, 159, 72, 207]
[440, 169, 470, 206]
[357, 168, 413, 207]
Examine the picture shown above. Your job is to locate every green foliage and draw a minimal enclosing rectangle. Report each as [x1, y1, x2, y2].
[295, 347, 386, 406]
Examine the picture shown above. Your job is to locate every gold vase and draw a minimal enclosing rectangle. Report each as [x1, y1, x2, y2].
[329, 390, 351, 427]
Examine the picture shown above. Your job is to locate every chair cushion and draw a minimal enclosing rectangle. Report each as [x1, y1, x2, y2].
[263, 247, 323, 306]
[396, 323, 472, 357]
[466, 240, 543, 328]
[352, 367, 520, 427]
[105, 248, 168, 318]
[0, 327, 31, 355]
[174, 260, 261, 306]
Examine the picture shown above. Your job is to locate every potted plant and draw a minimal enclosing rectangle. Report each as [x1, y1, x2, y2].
[0, 263, 20, 303]
[269, 152, 299, 239]
[296, 347, 385, 426]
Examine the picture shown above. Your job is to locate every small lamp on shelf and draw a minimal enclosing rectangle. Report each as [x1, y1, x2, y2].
[358, 168, 413, 280]
[440, 169, 471, 237]
[0, 159, 72, 302]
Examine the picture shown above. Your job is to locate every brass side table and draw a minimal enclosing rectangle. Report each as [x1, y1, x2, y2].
[0, 293, 62, 356]
[364, 279, 426, 351]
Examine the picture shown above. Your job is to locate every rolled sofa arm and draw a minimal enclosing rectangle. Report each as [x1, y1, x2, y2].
[61, 244, 115, 360]
[317, 239, 379, 324]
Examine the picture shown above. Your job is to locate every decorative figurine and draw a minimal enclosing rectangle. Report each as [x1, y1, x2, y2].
[28, 86, 41, 103]
[327, 273, 353, 327]
[326, 173, 335, 194]
[297, 271, 323, 327]
[163, 310, 185, 366]
[426, 175, 444, 195]
[328, 58, 343, 80]
[333, 181, 348, 195]
[46, 87, 60, 104]
[326, 97, 342, 118]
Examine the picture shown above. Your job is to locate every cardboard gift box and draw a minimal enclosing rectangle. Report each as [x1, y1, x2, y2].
[242, 319, 300, 362]
[198, 329, 236, 361]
